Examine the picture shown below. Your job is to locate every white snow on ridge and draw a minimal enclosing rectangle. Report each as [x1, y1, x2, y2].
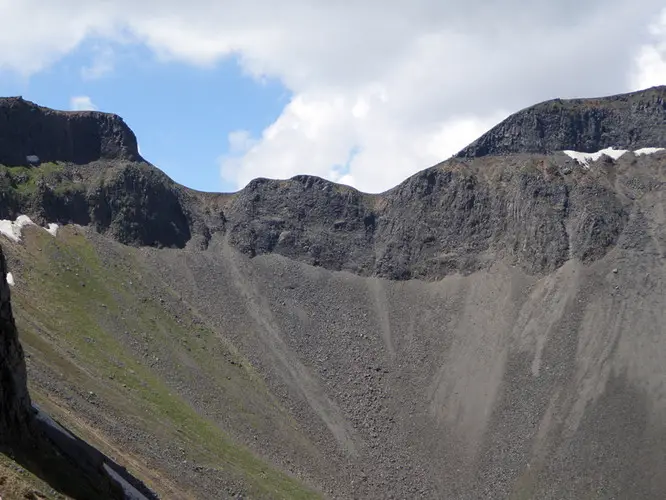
[563, 146, 666, 167]
[0, 215, 36, 242]
[563, 147, 627, 167]
[0, 215, 60, 242]
[6, 272, 14, 286]
[634, 147, 665, 156]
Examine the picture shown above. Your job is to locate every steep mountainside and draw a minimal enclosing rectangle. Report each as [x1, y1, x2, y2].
[1, 87, 666, 499]
[0, 242, 158, 499]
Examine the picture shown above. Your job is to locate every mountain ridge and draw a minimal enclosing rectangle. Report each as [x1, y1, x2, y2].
[2, 86, 666, 499]
[1, 87, 665, 282]
[456, 85, 666, 158]
[1, 147, 661, 281]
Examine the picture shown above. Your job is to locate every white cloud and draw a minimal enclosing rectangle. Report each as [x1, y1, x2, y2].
[69, 95, 97, 111]
[1, 1, 665, 191]
[221, 90, 508, 192]
[227, 130, 257, 154]
[630, 8, 666, 90]
[81, 45, 115, 80]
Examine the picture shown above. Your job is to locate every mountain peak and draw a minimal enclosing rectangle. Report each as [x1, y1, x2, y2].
[456, 86, 666, 158]
[0, 97, 143, 166]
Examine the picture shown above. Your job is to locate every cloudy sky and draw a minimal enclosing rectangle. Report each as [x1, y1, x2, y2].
[1, 1, 665, 193]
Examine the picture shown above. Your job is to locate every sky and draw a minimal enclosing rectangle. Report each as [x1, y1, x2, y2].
[1, 1, 665, 194]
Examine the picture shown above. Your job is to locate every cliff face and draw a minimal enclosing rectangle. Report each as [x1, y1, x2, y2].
[223, 159, 627, 280]
[457, 85, 666, 157]
[1, 87, 663, 281]
[0, 97, 142, 166]
[0, 246, 31, 445]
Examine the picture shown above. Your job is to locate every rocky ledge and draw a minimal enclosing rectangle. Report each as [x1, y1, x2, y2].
[0, 97, 142, 166]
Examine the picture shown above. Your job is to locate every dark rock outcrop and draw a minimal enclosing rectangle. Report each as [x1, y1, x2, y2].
[0, 245, 158, 500]
[224, 156, 630, 280]
[457, 85, 666, 158]
[0, 161, 191, 249]
[225, 175, 376, 273]
[0, 97, 142, 166]
[0, 244, 31, 445]
[0, 86, 662, 279]
[86, 163, 191, 248]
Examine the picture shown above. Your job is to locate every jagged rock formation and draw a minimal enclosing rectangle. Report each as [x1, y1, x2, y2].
[0, 97, 142, 166]
[224, 156, 629, 280]
[0, 161, 191, 249]
[0, 245, 158, 500]
[0, 162, 624, 283]
[457, 85, 666, 157]
[0, 152, 634, 280]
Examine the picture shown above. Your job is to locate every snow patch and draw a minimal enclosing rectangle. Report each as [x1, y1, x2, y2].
[563, 147, 628, 167]
[563, 146, 666, 167]
[0, 215, 36, 242]
[6, 272, 14, 286]
[634, 147, 665, 156]
[0, 215, 60, 242]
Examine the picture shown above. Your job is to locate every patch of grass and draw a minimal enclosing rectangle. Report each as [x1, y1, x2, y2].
[0, 453, 70, 500]
[0, 163, 65, 195]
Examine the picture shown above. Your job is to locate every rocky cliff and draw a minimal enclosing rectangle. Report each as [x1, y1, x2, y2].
[0, 241, 31, 446]
[0, 97, 142, 166]
[223, 156, 628, 280]
[457, 85, 666, 157]
[1, 87, 664, 282]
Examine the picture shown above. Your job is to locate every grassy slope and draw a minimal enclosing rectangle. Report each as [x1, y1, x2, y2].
[0, 453, 70, 500]
[0, 163, 73, 195]
[3, 225, 319, 499]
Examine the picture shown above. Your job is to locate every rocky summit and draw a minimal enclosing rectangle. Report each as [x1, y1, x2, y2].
[0, 97, 142, 167]
[457, 85, 666, 157]
[0, 86, 666, 499]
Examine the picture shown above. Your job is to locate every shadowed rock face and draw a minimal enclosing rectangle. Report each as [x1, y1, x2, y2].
[0, 161, 191, 249]
[0, 241, 30, 445]
[0, 97, 142, 166]
[223, 156, 629, 280]
[457, 85, 666, 157]
[0, 246, 158, 500]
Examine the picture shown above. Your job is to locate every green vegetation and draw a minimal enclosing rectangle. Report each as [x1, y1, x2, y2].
[7, 226, 319, 499]
[0, 453, 69, 500]
[0, 163, 64, 193]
